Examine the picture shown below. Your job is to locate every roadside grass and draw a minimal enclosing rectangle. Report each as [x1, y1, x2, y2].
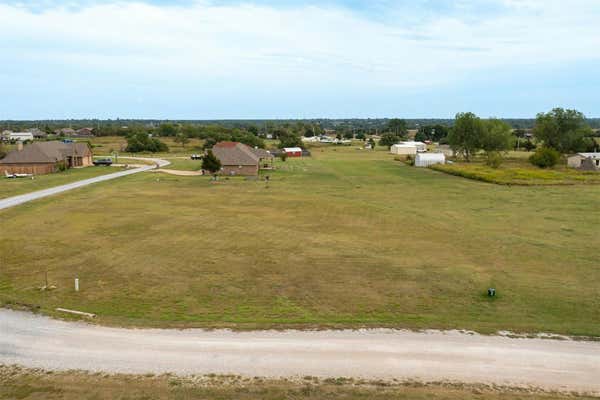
[0, 147, 599, 335]
[431, 154, 600, 185]
[0, 166, 124, 199]
[0, 366, 596, 400]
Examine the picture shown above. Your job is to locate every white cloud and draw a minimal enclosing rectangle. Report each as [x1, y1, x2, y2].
[0, 0, 599, 116]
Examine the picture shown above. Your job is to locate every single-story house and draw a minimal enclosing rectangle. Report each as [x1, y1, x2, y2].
[0, 140, 93, 175]
[1, 131, 34, 142]
[54, 128, 76, 136]
[28, 128, 47, 139]
[283, 147, 303, 157]
[390, 144, 417, 155]
[567, 153, 600, 171]
[75, 127, 94, 137]
[211, 141, 274, 176]
[415, 153, 445, 167]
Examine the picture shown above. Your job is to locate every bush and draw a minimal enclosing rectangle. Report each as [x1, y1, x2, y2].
[485, 152, 504, 168]
[529, 147, 560, 168]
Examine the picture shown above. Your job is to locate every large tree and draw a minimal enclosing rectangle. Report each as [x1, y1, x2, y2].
[173, 132, 190, 148]
[386, 119, 408, 137]
[447, 112, 485, 161]
[480, 119, 513, 167]
[533, 108, 593, 153]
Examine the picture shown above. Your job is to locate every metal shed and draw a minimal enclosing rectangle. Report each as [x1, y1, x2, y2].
[415, 153, 445, 167]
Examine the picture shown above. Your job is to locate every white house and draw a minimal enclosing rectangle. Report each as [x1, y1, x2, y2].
[415, 153, 445, 167]
[567, 153, 600, 170]
[390, 144, 417, 155]
[400, 141, 427, 152]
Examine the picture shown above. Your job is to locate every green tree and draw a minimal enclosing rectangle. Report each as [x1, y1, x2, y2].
[387, 119, 407, 137]
[448, 112, 484, 161]
[480, 119, 512, 167]
[125, 132, 169, 153]
[368, 138, 376, 149]
[533, 108, 593, 153]
[202, 150, 221, 174]
[529, 147, 560, 168]
[278, 131, 303, 149]
[379, 133, 401, 147]
[174, 133, 190, 148]
[157, 123, 178, 137]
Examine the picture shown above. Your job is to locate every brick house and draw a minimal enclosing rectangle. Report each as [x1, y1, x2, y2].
[211, 142, 273, 176]
[0, 141, 93, 175]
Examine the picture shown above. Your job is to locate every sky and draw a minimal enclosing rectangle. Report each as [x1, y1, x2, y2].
[1, 0, 599, 120]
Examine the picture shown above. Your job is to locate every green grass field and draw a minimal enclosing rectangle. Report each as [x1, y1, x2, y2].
[0, 166, 124, 199]
[0, 147, 599, 335]
[0, 366, 595, 400]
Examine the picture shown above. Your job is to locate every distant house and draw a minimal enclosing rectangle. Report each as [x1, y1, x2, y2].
[28, 128, 47, 139]
[54, 128, 76, 136]
[415, 153, 445, 167]
[390, 144, 417, 155]
[211, 141, 273, 176]
[75, 127, 94, 137]
[0, 141, 93, 175]
[567, 153, 600, 171]
[283, 147, 303, 157]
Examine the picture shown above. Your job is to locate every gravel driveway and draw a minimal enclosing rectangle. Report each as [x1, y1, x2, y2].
[1, 309, 599, 394]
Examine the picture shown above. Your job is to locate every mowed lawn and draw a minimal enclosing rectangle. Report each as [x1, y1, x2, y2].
[0, 147, 598, 335]
[0, 166, 123, 199]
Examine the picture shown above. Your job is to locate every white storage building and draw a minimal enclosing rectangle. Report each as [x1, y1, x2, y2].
[400, 141, 427, 152]
[415, 153, 445, 167]
[390, 144, 417, 155]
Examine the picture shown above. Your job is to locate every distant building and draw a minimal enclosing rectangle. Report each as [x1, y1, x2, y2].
[283, 147, 303, 157]
[390, 144, 417, 155]
[54, 128, 76, 136]
[399, 141, 427, 152]
[567, 153, 600, 171]
[211, 141, 273, 176]
[1, 131, 34, 142]
[415, 153, 445, 167]
[28, 128, 47, 139]
[75, 127, 94, 137]
[0, 141, 93, 175]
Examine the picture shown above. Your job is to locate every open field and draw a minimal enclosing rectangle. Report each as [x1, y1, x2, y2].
[0, 366, 597, 400]
[432, 154, 600, 185]
[0, 147, 599, 335]
[87, 135, 204, 156]
[0, 166, 124, 199]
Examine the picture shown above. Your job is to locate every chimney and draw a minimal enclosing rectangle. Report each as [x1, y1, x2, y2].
[17, 141, 23, 151]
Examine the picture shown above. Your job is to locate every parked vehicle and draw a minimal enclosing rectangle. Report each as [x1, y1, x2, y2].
[190, 154, 203, 160]
[93, 158, 113, 166]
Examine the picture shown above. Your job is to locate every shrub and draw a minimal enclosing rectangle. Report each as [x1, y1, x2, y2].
[280, 152, 288, 162]
[529, 147, 560, 168]
[485, 152, 504, 168]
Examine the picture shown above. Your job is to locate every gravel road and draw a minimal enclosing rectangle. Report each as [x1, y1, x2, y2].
[1, 309, 599, 394]
[0, 157, 169, 210]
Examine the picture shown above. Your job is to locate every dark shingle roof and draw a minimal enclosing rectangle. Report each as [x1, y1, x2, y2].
[0, 141, 91, 164]
[212, 142, 272, 166]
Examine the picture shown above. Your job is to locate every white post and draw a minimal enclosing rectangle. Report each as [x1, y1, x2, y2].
[75, 278, 79, 292]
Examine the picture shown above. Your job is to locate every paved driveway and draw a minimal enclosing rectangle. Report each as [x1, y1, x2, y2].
[0, 157, 169, 210]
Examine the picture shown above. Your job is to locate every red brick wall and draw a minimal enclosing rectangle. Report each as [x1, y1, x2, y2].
[220, 165, 258, 176]
[0, 163, 56, 175]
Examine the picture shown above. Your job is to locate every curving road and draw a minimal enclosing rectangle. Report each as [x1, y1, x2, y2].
[1, 309, 599, 394]
[0, 157, 169, 210]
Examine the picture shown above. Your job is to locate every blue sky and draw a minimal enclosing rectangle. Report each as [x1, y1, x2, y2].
[1, 0, 599, 119]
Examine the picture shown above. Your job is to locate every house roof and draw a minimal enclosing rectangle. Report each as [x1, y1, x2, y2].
[283, 147, 302, 152]
[212, 142, 267, 166]
[575, 152, 600, 159]
[0, 141, 91, 164]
